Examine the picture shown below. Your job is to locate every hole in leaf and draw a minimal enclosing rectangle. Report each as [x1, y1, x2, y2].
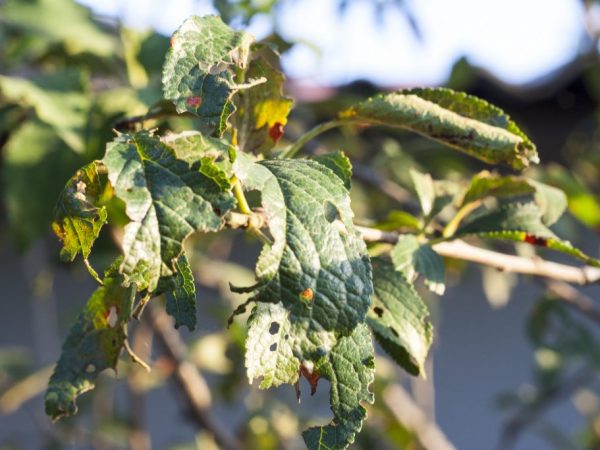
[373, 307, 384, 317]
[269, 322, 280, 335]
[269, 343, 278, 352]
[323, 201, 341, 223]
[284, 334, 289, 340]
[389, 326, 399, 337]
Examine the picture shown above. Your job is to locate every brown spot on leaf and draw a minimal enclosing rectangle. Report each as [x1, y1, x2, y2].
[373, 306, 384, 317]
[524, 234, 548, 247]
[268, 122, 284, 143]
[300, 364, 320, 396]
[186, 96, 202, 108]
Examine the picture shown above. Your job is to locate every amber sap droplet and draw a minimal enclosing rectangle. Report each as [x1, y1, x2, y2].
[524, 234, 548, 247]
[186, 96, 202, 108]
[299, 288, 314, 302]
[269, 122, 284, 142]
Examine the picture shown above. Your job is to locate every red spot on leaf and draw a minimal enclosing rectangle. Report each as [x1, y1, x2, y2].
[299, 288, 314, 302]
[300, 364, 320, 396]
[269, 122, 284, 143]
[186, 96, 202, 108]
[524, 234, 548, 247]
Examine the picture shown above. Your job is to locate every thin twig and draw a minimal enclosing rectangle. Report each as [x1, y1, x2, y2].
[383, 383, 457, 450]
[496, 368, 596, 450]
[145, 304, 243, 450]
[356, 226, 600, 285]
[351, 162, 417, 209]
[544, 280, 600, 325]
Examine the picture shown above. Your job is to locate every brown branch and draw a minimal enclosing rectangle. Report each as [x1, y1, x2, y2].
[356, 226, 600, 285]
[145, 304, 242, 450]
[383, 384, 457, 450]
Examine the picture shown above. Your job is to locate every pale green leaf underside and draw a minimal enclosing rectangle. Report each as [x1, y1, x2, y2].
[391, 235, 445, 295]
[162, 15, 254, 134]
[367, 258, 433, 376]
[461, 171, 567, 226]
[456, 202, 600, 267]
[166, 252, 197, 330]
[44, 262, 134, 420]
[103, 131, 235, 291]
[340, 87, 538, 170]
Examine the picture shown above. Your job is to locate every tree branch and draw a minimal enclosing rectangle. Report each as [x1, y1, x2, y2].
[383, 384, 457, 450]
[356, 226, 600, 285]
[145, 304, 242, 450]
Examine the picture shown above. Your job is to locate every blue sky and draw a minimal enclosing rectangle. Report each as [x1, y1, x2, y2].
[80, 0, 590, 86]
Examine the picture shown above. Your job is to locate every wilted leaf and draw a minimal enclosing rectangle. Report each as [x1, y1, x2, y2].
[52, 161, 107, 273]
[235, 45, 293, 152]
[44, 262, 135, 420]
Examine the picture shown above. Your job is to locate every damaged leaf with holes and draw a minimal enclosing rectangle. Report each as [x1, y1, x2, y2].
[52, 160, 107, 280]
[233, 155, 373, 339]
[234, 44, 293, 152]
[102, 131, 235, 292]
[302, 324, 375, 450]
[367, 258, 433, 376]
[44, 261, 135, 420]
[162, 15, 254, 135]
[339, 87, 538, 170]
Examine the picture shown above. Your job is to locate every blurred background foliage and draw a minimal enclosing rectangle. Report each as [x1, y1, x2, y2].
[4, 0, 600, 449]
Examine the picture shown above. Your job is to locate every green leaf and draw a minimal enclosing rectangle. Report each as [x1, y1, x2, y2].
[339, 87, 538, 170]
[2, 120, 84, 248]
[313, 151, 353, 191]
[165, 253, 197, 331]
[530, 180, 568, 226]
[456, 202, 600, 267]
[44, 262, 135, 420]
[233, 155, 373, 338]
[460, 171, 567, 226]
[409, 168, 435, 216]
[0, 71, 91, 153]
[52, 161, 107, 270]
[367, 258, 432, 376]
[302, 324, 375, 450]
[162, 15, 255, 135]
[1, 0, 117, 57]
[235, 45, 293, 152]
[162, 130, 236, 173]
[103, 131, 235, 291]
[391, 235, 445, 295]
[461, 171, 535, 205]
